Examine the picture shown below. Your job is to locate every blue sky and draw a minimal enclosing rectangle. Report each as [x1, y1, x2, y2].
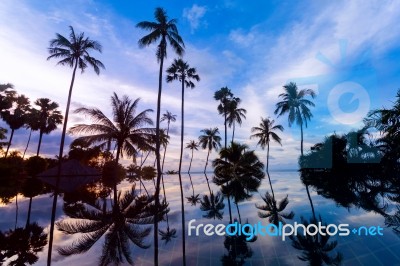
[1, 0, 400, 170]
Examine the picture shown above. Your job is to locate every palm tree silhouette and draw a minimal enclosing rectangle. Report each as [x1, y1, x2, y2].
[214, 87, 233, 149]
[274, 82, 316, 156]
[213, 142, 264, 223]
[250, 117, 283, 199]
[0, 83, 15, 113]
[0, 223, 48, 266]
[47, 25, 104, 264]
[200, 191, 225, 220]
[256, 192, 294, 226]
[186, 140, 199, 173]
[136, 8, 184, 265]
[291, 216, 343, 266]
[226, 97, 246, 142]
[198, 127, 222, 173]
[57, 187, 168, 265]
[33, 98, 63, 156]
[3, 94, 30, 157]
[22, 107, 41, 159]
[69, 92, 154, 206]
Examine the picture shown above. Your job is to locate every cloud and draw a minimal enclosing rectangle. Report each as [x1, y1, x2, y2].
[183, 4, 207, 33]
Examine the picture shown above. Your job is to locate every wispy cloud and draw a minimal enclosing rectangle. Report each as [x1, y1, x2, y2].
[183, 4, 207, 33]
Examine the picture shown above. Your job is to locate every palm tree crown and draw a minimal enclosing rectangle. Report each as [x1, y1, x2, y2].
[166, 58, 200, 87]
[226, 97, 246, 142]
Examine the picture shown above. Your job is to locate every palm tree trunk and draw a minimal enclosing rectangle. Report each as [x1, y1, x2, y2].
[14, 193, 18, 229]
[5, 129, 15, 158]
[204, 149, 210, 173]
[140, 150, 151, 167]
[114, 147, 121, 208]
[26, 196, 33, 227]
[139, 177, 149, 196]
[161, 121, 170, 173]
[48, 58, 78, 266]
[204, 173, 212, 195]
[224, 113, 227, 149]
[300, 120, 304, 156]
[37, 130, 44, 156]
[305, 184, 316, 220]
[23, 129, 32, 159]
[231, 121, 235, 143]
[235, 201, 241, 224]
[227, 193, 233, 224]
[188, 173, 194, 195]
[266, 143, 275, 199]
[188, 149, 194, 174]
[177, 78, 186, 266]
[153, 45, 165, 266]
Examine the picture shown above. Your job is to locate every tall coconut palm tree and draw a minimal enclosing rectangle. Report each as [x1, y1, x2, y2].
[69, 92, 154, 204]
[198, 127, 222, 173]
[47, 25, 104, 264]
[214, 87, 233, 149]
[0, 83, 15, 113]
[33, 98, 63, 156]
[274, 82, 316, 156]
[166, 59, 199, 261]
[136, 9, 184, 265]
[166, 58, 200, 173]
[2, 94, 30, 157]
[22, 108, 40, 159]
[213, 142, 264, 223]
[226, 97, 246, 143]
[186, 140, 199, 173]
[250, 117, 283, 199]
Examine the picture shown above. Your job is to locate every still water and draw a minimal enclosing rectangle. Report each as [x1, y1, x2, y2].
[1, 171, 399, 265]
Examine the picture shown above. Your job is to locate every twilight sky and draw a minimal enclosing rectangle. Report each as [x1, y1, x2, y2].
[1, 0, 400, 171]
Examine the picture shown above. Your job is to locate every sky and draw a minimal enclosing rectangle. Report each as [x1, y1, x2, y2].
[1, 0, 400, 171]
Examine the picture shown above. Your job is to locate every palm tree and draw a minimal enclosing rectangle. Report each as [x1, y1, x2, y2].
[57, 187, 168, 265]
[160, 110, 176, 172]
[34, 98, 63, 156]
[256, 192, 294, 226]
[226, 97, 246, 142]
[22, 108, 40, 158]
[69, 92, 154, 205]
[136, 9, 184, 265]
[198, 127, 222, 173]
[214, 87, 233, 149]
[213, 142, 264, 223]
[47, 25, 104, 264]
[2, 94, 30, 157]
[250, 117, 283, 199]
[274, 82, 316, 156]
[186, 140, 199, 173]
[274, 82, 316, 224]
[0, 83, 15, 113]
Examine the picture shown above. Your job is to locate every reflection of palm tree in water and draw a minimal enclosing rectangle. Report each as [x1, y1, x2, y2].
[200, 191, 225, 220]
[256, 192, 294, 226]
[291, 216, 343, 266]
[221, 219, 256, 266]
[186, 173, 200, 206]
[57, 186, 168, 265]
[0, 223, 48, 266]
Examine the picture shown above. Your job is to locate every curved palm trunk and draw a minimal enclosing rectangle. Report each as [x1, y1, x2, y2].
[227, 193, 233, 224]
[204, 173, 212, 195]
[177, 78, 186, 266]
[23, 129, 32, 159]
[204, 149, 211, 173]
[188, 149, 194, 174]
[224, 113, 227, 149]
[47, 58, 78, 266]
[153, 44, 165, 266]
[114, 147, 121, 208]
[37, 130, 44, 156]
[161, 121, 170, 205]
[266, 143, 275, 199]
[306, 184, 316, 220]
[5, 128, 15, 158]
[300, 120, 304, 156]
[188, 173, 195, 195]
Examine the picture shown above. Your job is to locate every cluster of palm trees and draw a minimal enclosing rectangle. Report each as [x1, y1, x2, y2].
[0, 83, 63, 158]
[1, 6, 327, 266]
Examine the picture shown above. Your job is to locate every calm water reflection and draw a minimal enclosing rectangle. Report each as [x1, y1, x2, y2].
[1, 171, 399, 265]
